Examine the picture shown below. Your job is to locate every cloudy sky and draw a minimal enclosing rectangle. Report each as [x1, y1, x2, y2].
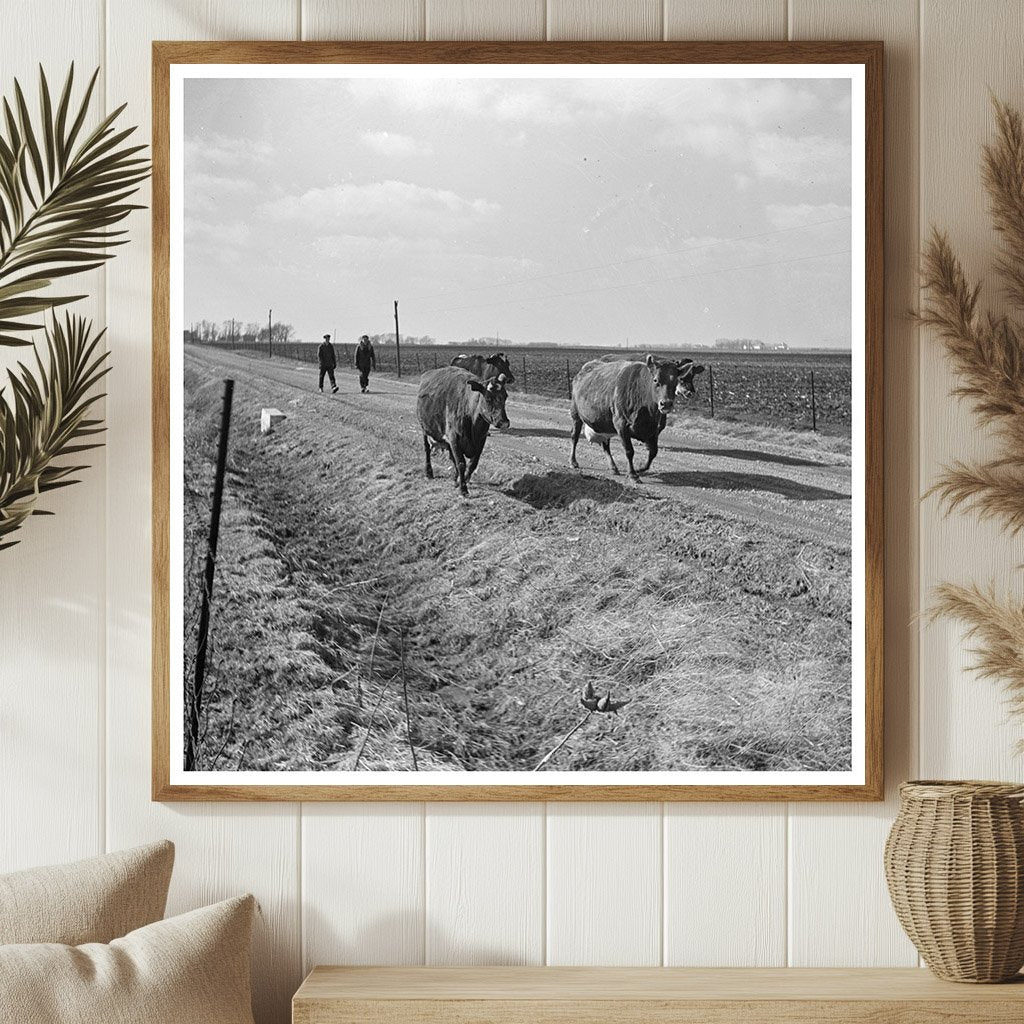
[182, 73, 853, 349]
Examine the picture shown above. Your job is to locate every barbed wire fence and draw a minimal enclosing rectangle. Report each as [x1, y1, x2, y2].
[194, 338, 851, 436]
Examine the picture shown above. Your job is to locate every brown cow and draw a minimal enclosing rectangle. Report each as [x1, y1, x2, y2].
[570, 354, 704, 480]
[450, 351, 516, 383]
[417, 366, 510, 496]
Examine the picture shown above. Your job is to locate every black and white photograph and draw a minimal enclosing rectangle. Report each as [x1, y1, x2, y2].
[160, 50, 878, 797]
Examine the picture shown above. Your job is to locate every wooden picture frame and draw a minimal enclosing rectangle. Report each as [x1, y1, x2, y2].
[153, 41, 883, 801]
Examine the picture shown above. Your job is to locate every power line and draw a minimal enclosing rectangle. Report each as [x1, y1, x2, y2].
[416, 247, 852, 315]
[406, 215, 850, 305]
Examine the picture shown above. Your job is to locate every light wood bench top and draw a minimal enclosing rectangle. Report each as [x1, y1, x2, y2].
[293, 966, 1024, 1023]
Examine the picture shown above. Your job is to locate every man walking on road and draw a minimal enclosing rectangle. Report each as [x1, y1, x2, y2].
[318, 333, 338, 393]
[354, 334, 376, 393]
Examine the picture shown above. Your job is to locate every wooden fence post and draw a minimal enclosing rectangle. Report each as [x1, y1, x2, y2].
[522, 355, 527, 392]
[187, 378, 234, 771]
[394, 300, 402, 379]
[709, 366, 715, 418]
[810, 370, 817, 432]
[566, 358, 572, 395]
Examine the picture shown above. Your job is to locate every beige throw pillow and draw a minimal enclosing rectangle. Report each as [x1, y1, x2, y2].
[0, 840, 174, 945]
[0, 894, 256, 1024]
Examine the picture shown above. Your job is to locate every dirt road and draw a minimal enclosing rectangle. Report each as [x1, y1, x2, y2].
[185, 344, 854, 773]
[189, 346, 851, 549]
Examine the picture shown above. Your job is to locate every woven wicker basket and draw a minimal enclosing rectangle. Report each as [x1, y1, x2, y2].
[885, 780, 1024, 982]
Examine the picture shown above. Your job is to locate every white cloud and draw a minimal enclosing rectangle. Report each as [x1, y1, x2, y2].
[184, 132, 273, 170]
[184, 217, 252, 253]
[264, 180, 500, 239]
[673, 123, 745, 159]
[765, 202, 851, 230]
[661, 122, 849, 189]
[750, 132, 849, 185]
[361, 130, 427, 157]
[185, 170, 261, 215]
[344, 78, 572, 126]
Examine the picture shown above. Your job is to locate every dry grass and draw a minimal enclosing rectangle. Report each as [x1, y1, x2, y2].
[932, 583, 1024, 721]
[184, 354, 852, 773]
[918, 98, 1024, 720]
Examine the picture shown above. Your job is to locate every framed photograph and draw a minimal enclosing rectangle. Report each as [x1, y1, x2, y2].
[153, 41, 883, 801]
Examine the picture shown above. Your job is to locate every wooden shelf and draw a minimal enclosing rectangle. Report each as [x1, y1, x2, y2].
[293, 966, 1024, 1023]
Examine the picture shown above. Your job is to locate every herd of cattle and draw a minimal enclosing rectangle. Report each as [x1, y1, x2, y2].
[415, 351, 706, 495]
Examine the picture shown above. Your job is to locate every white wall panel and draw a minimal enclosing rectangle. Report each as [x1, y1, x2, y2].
[664, 805, 786, 966]
[303, 804, 425, 970]
[547, 803, 662, 965]
[664, 0, 785, 40]
[103, 5, 303, 1022]
[303, 0, 424, 40]
[918, 0, 1024, 781]
[426, 0, 544, 41]
[787, 0, 921, 968]
[425, 803, 544, 964]
[0, 0, 106, 874]
[548, 0, 662, 41]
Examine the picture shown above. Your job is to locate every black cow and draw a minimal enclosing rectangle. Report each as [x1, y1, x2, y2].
[570, 354, 704, 480]
[450, 351, 516, 384]
[417, 366, 510, 496]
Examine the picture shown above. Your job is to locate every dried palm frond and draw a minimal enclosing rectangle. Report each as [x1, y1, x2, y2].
[928, 460, 1024, 535]
[983, 98, 1024, 310]
[0, 313, 109, 550]
[0, 64, 149, 347]
[918, 231, 1024, 427]
[921, 97, 1024, 722]
[0, 64, 146, 552]
[932, 583, 1024, 716]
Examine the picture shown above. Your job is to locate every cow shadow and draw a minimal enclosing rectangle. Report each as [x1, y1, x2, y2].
[665, 444, 836, 469]
[509, 426, 569, 440]
[653, 469, 848, 501]
[506, 470, 639, 509]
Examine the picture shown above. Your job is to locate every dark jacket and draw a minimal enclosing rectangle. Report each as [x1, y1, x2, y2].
[317, 341, 336, 370]
[354, 341, 376, 371]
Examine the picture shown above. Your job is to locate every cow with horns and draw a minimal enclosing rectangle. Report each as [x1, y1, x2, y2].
[570, 354, 705, 480]
[417, 367, 511, 496]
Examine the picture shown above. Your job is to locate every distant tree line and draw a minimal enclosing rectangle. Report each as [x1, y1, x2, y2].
[364, 332, 437, 347]
[463, 335, 509, 348]
[185, 318, 297, 348]
[184, 322, 517, 350]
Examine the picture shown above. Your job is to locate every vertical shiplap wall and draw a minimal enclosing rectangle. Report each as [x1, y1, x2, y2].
[917, 0, 1024, 782]
[1, 0, 107, 874]
[4, 2, 1024, 1022]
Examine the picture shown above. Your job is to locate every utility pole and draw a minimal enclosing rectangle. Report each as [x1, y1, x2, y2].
[268, 308, 273, 359]
[394, 299, 402, 379]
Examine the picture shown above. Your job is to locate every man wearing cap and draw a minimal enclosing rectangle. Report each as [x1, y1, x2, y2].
[317, 333, 338, 393]
[354, 334, 377, 393]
